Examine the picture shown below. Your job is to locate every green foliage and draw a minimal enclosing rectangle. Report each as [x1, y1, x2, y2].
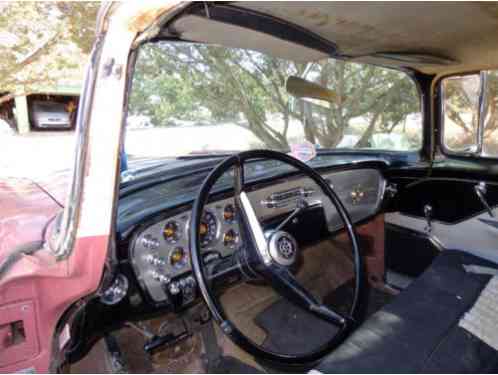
[130, 42, 421, 150]
[56, 2, 100, 54]
[0, 2, 99, 101]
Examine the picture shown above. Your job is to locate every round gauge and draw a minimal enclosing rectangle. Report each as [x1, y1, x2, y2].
[223, 229, 238, 248]
[223, 204, 236, 223]
[169, 247, 187, 270]
[163, 221, 180, 243]
[200, 211, 218, 247]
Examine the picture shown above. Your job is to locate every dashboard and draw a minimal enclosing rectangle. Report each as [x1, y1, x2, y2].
[129, 168, 386, 305]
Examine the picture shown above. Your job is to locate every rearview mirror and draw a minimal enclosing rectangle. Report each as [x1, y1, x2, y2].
[286, 76, 338, 104]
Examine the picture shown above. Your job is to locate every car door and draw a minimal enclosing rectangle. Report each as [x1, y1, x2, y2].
[384, 71, 498, 277]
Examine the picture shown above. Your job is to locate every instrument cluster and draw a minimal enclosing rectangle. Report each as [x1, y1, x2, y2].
[130, 198, 240, 303]
[130, 168, 385, 304]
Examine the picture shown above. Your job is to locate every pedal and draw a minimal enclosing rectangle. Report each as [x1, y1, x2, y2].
[143, 319, 191, 355]
[104, 334, 129, 373]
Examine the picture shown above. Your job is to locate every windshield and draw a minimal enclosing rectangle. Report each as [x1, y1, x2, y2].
[126, 42, 421, 160]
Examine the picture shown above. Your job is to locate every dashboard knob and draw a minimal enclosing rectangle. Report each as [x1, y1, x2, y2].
[100, 274, 129, 305]
[169, 282, 180, 295]
[186, 276, 196, 287]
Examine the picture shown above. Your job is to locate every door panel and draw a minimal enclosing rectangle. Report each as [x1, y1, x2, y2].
[386, 209, 498, 264]
[391, 179, 498, 224]
[385, 177, 498, 266]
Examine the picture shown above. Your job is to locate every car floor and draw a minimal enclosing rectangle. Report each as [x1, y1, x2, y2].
[69, 238, 396, 373]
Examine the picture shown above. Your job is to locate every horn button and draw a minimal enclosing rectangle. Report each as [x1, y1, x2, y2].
[265, 230, 298, 266]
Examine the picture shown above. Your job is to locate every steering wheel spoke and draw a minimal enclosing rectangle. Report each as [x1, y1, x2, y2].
[237, 192, 272, 265]
[264, 264, 348, 327]
[233, 160, 272, 265]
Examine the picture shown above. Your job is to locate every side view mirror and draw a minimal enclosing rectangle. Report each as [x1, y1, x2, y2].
[286, 76, 339, 104]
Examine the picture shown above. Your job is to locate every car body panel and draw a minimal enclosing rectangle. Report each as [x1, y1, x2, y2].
[34, 171, 70, 207]
[0, 235, 109, 373]
[0, 178, 60, 263]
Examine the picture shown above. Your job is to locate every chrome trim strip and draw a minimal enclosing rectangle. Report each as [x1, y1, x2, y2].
[52, 36, 103, 258]
[240, 191, 271, 265]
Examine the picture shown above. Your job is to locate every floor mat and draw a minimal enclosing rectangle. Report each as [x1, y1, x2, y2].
[210, 356, 262, 374]
[324, 280, 395, 318]
[254, 298, 339, 355]
[386, 269, 414, 290]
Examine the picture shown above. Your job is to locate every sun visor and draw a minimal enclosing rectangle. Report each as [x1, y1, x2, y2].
[169, 15, 329, 63]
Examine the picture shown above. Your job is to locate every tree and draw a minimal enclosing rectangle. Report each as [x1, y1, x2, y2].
[129, 42, 421, 150]
[0, 2, 100, 105]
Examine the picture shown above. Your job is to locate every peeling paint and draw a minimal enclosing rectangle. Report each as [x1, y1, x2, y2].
[125, 1, 179, 33]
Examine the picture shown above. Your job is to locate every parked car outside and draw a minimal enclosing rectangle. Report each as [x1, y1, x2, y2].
[30, 100, 71, 129]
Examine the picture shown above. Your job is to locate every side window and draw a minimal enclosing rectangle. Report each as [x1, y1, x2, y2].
[483, 71, 498, 156]
[442, 75, 480, 153]
[441, 71, 498, 157]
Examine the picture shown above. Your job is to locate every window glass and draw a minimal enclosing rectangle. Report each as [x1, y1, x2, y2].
[126, 42, 422, 160]
[483, 70, 498, 156]
[442, 75, 480, 153]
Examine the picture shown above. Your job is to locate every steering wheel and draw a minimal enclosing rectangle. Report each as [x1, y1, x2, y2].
[189, 150, 363, 365]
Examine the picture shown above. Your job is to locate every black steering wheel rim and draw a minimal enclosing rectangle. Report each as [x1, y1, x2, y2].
[189, 149, 363, 366]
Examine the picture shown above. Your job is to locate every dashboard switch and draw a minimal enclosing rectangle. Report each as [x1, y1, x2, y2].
[145, 255, 166, 267]
[141, 235, 159, 250]
[151, 271, 170, 284]
[179, 276, 196, 303]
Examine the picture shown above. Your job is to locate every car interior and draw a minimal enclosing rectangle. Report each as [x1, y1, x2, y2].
[67, 3, 498, 373]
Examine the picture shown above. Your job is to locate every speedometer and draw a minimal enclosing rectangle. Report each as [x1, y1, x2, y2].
[200, 211, 218, 247]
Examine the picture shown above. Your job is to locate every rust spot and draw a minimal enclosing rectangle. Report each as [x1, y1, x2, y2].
[127, 4, 174, 33]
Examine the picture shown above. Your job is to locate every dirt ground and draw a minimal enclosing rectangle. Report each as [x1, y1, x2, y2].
[0, 131, 76, 179]
[0, 125, 264, 180]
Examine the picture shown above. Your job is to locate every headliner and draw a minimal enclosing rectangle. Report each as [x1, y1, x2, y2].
[161, 2, 498, 77]
[237, 2, 498, 76]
